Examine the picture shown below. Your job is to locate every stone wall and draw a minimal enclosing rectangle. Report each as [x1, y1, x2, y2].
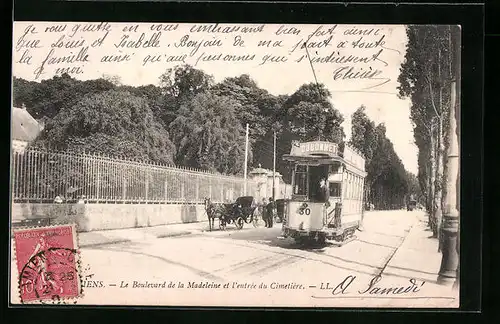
[11, 202, 206, 232]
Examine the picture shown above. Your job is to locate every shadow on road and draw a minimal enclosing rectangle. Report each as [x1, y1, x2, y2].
[203, 226, 341, 252]
[87, 242, 224, 281]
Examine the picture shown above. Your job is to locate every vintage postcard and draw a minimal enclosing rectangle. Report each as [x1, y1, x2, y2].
[10, 22, 460, 307]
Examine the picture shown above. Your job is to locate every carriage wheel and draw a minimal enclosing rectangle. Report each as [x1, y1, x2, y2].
[235, 217, 244, 230]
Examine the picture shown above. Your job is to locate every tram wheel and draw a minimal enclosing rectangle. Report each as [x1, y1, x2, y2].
[317, 235, 326, 246]
[294, 236, 305, 245]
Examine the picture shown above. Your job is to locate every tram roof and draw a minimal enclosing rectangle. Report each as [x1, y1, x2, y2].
[282, 154, 366, 176]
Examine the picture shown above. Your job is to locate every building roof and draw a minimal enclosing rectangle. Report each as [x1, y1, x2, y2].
[249, 167, 282, 178]
[249, 167, 269, 175]
[11, 107, 42, 142]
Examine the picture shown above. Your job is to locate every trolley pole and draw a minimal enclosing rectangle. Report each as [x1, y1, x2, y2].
[437, 25, 460, 288]
[244, 123, 249, 196]
[273, 130, 276, 200]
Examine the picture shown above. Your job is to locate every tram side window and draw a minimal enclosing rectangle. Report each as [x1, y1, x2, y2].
[294, 165, 308, 195]
[359, 178, 362, 200]
[353, 176, 356, 200]
[354, 176, 358, 200]
[352, 176, 356, 200]
[355, 175, 358, 199]
[329, 182, 341, 197]
[360, 178, 363, 200]
[352, 175, 355, 200]
[348, 173, 353, 199]
[355, 176, 359, 200]
[343, 173, 348, 199]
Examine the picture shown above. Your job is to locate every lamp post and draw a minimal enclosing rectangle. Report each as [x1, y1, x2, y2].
[273, 130, 276, 200]
[437, 25, 460, 288]
[244, 123, 249, 195]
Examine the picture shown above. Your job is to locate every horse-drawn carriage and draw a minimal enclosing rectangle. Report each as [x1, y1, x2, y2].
[204, 196, 261, 231]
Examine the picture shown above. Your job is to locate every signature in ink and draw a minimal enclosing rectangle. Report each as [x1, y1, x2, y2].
[332, 66, 391, 90]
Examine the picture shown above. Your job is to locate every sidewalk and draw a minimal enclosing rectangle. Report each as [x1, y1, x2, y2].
[78, 221, 209, 248]
[383, 211, 443, 283]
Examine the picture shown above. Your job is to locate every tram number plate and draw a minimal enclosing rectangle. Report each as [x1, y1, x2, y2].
[298, 208, 311, 215]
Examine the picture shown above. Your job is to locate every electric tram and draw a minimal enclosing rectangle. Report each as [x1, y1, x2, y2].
[281, 141, 367, 245]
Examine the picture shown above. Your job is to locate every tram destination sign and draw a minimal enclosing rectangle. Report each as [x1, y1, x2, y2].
[290, 141, 338, 157]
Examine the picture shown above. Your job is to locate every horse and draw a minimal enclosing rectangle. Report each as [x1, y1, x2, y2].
[204, 197, 226, 231]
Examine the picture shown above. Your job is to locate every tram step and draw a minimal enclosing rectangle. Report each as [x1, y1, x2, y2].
[328, 235, 357, 247]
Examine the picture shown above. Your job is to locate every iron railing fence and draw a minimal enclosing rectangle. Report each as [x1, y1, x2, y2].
[11, 148, 258, 204]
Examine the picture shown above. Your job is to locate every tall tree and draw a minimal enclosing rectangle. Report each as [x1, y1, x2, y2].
[159, 64, 214, 100]
[350, 114, 410, 210]
[12, 73, 117, 121]
[398, 25, 453, 236]
[277, 83, 345, 181]
[156, 65, 215, 127]
[284, 83, 344, 142]
[169, 91, 248, 175]
[349, 106, 380, 205]
[32, 90, 175, 164]
[211, 74, 285, 169]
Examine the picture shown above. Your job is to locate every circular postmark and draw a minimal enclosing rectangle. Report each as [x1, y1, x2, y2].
[19, 247, 80, 303]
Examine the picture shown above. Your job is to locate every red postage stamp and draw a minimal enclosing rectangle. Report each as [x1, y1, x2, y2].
[13, 225, 81, 303]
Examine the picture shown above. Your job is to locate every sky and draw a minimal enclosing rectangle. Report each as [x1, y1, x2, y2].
[12, 22, 418, 174]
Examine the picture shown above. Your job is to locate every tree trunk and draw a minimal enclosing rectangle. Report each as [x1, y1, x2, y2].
[429, 127, 437, 234]
[425, 164, 432, 214]
[426, 163, 432, 222]
[434, 119, 445, 240]
[435, 45, 445, 246]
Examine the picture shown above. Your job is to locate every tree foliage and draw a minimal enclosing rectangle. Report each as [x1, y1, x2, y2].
[32, 90, 175, 164]
[398, 25, 455, 231]
[14, 63, 414, 196]
[13, 73, 116, 120]
[169, 92, 248, 175]
[154, 65, 215, 128]
[350, 107, 414, 209]
[274, 83, 345, 180]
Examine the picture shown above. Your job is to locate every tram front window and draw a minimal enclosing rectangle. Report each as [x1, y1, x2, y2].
[294, 165, 308, 195]
[309, 165, 329, 202]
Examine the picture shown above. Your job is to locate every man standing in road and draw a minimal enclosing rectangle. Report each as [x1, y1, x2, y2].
[261, 198, 268, 228]
[266, 197, 275, 228]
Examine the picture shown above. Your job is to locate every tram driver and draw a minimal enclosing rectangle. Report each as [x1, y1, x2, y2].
[318, 177, 329, 202]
